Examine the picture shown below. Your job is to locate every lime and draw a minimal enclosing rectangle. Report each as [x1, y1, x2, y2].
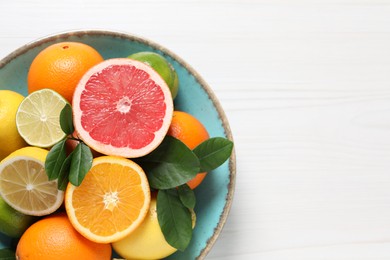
[128, 51, 179, 99]
[0, 90, 27, 160]
[16, 89, 68, 148]
[0, 195, 35, 238]
[0, 147, 64, 216]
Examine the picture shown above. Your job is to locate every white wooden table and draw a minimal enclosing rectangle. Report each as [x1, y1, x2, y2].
[1, 1, 390, 259]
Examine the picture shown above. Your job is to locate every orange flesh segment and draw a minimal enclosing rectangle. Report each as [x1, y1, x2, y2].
[67, 157, 150, 241]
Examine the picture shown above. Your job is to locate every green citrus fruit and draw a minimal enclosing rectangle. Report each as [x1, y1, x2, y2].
[128, 51, 179, 99]
[16, 89, 68, 148]
[0, 195, 35, 238]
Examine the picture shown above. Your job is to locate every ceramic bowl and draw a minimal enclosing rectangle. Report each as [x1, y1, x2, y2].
[0, 30, 236, 259]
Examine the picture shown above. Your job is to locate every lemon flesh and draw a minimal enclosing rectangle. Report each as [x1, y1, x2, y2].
[16, 88, 67, 148]
[0, 147, 64, 216]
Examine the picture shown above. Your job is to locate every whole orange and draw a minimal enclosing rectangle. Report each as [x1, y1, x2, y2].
[167, 111, 210, 189]
[16, 213, 112, 260]
[27, 42, 104, 103]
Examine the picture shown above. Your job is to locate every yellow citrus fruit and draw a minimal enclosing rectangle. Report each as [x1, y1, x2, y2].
[16, 213, 112, 260]
[0, 90, 27, 160]
[113, 194, 196, 259]
[65, 156, 151, 243]
[27, 41, 104, 103]
[16, 88, 68, 148]
[167, 111, 210, 189]
[0, 147, 64, 216]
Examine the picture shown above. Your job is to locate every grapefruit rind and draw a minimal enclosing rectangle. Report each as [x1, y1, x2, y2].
[72, 58, 173, 158]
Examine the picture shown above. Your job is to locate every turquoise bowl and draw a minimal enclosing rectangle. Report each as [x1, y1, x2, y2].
[0, 30, 236, 259]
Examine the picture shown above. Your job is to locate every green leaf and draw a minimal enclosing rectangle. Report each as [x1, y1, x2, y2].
[45, 139, 67, 181]
[157, 189, 192, 251]
[177, 184, 196, 209]
[193, 137, 234, 172]
[69, 142, 93, 186]
[60, 103, 74, 135]
[0, 248, 16, 260]
[139, 136, 200, 189]
[57, 153, 72, 191]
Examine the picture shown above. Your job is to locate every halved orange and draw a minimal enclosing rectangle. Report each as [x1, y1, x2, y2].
[65, 156, 150, 243]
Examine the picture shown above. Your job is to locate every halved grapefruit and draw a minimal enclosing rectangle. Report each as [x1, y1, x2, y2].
[72, 58, 174, 158]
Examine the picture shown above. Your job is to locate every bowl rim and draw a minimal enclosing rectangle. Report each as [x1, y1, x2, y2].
[0, 29, 236, 259]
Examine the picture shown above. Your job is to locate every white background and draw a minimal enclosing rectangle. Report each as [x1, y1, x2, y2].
[2, 0, 390, 259]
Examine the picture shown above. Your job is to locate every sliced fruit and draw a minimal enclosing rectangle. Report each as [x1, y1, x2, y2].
[128, 51, 179, 99]
[112, 194, 196, 259]
[16, 89, 68, 148]
[0, 147, 64, 216]
[65, 156, 151, 243]
[72, 58, 173, 158]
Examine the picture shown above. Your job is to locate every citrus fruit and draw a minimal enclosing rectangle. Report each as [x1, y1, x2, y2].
[167, 111, 210, 189]
[16, 88, 68, 148]
[65, 156, 151, 243]
[27, 41, 104, 103]
[113, 194, 196, 259]
[72, 58, 174, 158]
[0, 147, 64, 216]
[0, 195, 35, 238]
[128, 51, 179, 99]
[16, 213, 112, 260]
[0, 90, 27, 160]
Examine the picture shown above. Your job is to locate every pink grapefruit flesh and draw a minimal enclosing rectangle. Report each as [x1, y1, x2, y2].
[72, 58, 174, 158]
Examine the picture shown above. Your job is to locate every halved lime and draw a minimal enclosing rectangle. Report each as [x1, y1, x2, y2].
[16, 89, 68, 148]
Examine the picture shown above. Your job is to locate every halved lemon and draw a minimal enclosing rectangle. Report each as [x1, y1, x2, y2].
[0, 147, 64, 216]
[65, 156, 151, 243]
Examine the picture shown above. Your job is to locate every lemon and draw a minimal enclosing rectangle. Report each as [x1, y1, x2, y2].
[0, 195, 35, 238]
[0, 147, 64, 216]
[112, 195, 196, 259]
[16, 88, 68, 148]
[128, 51, 179, 99]
[0, 90, 27, 160]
